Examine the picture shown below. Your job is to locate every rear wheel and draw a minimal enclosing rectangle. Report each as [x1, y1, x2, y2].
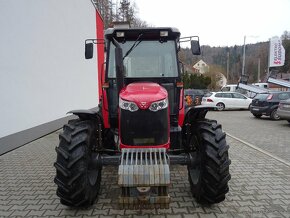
[187, 120, 231, 204]
[54, 119, 102, 207]
[287, 120, 290, 124]
[270, 109, 280, 120]
[216, 103, 225, 111]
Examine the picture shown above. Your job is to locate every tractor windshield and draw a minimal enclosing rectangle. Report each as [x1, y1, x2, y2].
[108, 40, 178, 78]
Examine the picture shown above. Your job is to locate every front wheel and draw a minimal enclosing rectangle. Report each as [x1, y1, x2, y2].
[54, 119, 102, 207]
[187, 120, 231, 204]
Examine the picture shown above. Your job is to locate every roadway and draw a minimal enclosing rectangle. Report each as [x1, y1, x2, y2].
[0, 110, 290, 217]
[207, 110, 290, 163]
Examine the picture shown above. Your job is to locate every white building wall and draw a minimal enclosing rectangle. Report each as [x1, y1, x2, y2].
[0, 0, 99, 138]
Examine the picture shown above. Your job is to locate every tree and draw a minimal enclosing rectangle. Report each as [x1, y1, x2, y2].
[92, 0, 148, 29]
[118, 0, 134, 23]
[204, 65, 225, 90]
[280, 31, 290, 74]
[182, 72, 211, 89]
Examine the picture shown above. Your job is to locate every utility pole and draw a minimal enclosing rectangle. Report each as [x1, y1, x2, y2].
[226, 51, 229, 82]
[242, 35, 246, 76]
[257, 58, 260, 82]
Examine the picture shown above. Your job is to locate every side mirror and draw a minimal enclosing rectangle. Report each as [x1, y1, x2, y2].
[191, 40, 201, 55]
[85, 43, 94, 59]
[179, 61, 185, 75]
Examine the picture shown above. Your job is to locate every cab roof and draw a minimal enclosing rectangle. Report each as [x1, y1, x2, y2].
[105, 27, 181, 41]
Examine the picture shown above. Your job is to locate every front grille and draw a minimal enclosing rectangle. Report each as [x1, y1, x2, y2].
[120, 108, 169, 146]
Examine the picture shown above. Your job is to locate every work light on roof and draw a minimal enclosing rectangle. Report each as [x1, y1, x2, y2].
[160, 31, 168, 37]
[116, 32, 125, 37]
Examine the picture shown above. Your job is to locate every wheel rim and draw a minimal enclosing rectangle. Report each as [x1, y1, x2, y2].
[216, 103, 224, 111]
[188, 135, 202, 185]
[272, 110, 280, 120]
[88, 153, 101, 186]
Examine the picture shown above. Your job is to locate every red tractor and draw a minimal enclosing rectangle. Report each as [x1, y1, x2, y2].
[54, 27, 231, 208]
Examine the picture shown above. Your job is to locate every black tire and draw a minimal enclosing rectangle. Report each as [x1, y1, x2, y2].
[54, 119, 102, 207]
[288, 120, 290, 124]
[187, 120, 231, 204]
[253, 113, 262, 118]
[216, 102, 225, 111]
[270, 109, 280, 120]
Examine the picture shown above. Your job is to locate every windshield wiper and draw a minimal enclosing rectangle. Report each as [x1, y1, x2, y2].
[123, 33, 143, 60]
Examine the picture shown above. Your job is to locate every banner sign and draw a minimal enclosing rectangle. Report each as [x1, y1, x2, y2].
[269, 36, 285, 67]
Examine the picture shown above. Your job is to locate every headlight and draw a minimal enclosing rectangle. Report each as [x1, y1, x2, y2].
[119, 98, 139, 112]
[149, 98, 168, 112]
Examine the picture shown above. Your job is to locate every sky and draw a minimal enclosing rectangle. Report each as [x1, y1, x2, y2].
[133, 0, 290, 47]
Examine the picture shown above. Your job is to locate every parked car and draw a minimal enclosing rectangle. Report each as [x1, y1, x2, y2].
[221, 84, 248, 95]
[184, 89, 207, 108]
[277, 98, 290, 123]
[250, 91, 290, 120]
[201, 91, 252, 111]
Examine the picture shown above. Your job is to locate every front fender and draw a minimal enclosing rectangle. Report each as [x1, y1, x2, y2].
[183, 105, 216, 124]
[68, 107, 102, 121]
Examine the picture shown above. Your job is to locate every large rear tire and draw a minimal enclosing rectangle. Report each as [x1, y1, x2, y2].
[54, 119, 102, 207]
[187, 120, 231, 204]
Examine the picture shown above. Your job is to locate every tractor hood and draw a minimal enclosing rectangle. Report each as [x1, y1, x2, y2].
[120, 82, 168, 109]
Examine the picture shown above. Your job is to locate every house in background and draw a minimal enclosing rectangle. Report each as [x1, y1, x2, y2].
[193, 60, 209, 74]
[192, 59, 227, 88]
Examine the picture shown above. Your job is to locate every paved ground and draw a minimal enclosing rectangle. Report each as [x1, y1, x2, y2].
[1, 111, 290, 217]
[207, 110, 290, 162]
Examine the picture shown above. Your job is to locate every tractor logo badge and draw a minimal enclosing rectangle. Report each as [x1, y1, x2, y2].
[140, 102, 147, 108]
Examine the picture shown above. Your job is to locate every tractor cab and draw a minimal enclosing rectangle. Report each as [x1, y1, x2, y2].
[105, 28, 181, 128]
[103, 27, 200, 149]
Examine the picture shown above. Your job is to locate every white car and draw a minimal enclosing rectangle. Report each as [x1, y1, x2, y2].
[202, 92, 252, 111]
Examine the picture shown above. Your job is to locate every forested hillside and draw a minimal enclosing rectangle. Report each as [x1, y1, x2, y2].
[95, 0, 290, 87]
[180, 31, 290, 84]
[94, 0, 148, 28]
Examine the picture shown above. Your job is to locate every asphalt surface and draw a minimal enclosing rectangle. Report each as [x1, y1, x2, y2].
[207, 110, 290, 163]
[0, 111, 290, 217]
